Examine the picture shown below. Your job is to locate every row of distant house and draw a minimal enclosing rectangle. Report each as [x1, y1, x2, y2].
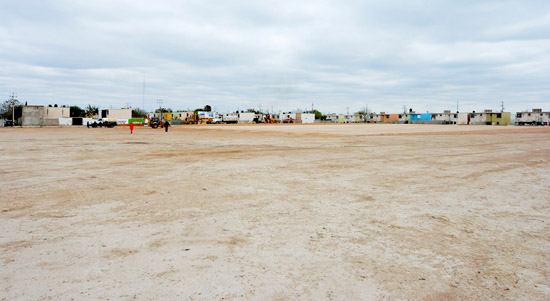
[16, 106, 318, 126]
[10, 105, 550, 127]
[328, 109, 550, 126]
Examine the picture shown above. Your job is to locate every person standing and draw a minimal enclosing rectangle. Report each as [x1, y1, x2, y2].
[129, 122, 134, 134]
[164, 120, 170, 132]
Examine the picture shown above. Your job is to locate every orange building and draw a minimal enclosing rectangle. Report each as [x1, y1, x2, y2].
[379, 114, 400, 123]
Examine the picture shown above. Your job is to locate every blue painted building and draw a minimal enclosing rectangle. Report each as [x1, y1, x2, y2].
[410, 113, 432, 121]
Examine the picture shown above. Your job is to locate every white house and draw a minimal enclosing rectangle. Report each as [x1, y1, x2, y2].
[432, 110, 458, 124]
[516, 109, 550, 126]
[44, 106, 70, 118]
[100, 109, 131, 120]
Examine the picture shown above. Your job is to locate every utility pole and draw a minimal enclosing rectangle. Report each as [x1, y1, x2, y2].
[347, 107, 349, 115]
[10, 93, 17, 123]
[457, 101, 459, 113]
[157, 99, 163, 121]
[501, 101, 505, 113]
[142, 78, 145, 112]
[403, 105, 407, 114]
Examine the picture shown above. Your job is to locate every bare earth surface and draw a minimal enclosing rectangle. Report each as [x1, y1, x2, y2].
[1, 124, 549, 300]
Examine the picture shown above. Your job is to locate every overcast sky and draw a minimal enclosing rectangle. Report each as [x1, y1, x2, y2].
[1, 0, 549, 114]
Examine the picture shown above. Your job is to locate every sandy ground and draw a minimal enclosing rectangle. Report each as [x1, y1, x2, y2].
[1, 124, 549, 300]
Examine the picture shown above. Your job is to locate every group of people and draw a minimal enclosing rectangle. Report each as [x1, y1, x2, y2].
[130, 120, 170, 134]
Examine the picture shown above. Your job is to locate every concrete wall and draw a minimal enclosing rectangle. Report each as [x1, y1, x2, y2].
[22, 106, 44, 126]
[59, 118, 72, 126]
[44, 118, 60, 126]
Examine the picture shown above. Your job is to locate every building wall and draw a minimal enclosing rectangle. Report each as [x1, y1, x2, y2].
[353, 114, 364, 123]
[22, 106, 44, 126]
[300, 113, 315, 124]
[222, 113, 239, 123]
[516, 111, 550, 125]
[457, 113, 470, 125]
[44, 118, 60, 126]
[337, 114, 346, 123]
[238, 112, 256, 123]
[44, 107, 70, 118]
[365, 114, 379, 122]
[433, 113, 458, 124]
[410, 113, 432, 121]
[176, 111, 195, 120]
[59, 118, 72, 126]
[469, 113, 486, 125]
[486, 112, 511, 125]
[105, 109, 132, 119]
[162, 112, 173, 121]
[380, 114, 400, 123]
[325, 114, 338, 122]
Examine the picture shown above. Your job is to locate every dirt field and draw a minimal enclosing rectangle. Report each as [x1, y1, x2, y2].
[1, 124, 549, 300]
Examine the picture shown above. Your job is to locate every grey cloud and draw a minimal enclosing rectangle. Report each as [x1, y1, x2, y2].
[0, 0, 548, 114]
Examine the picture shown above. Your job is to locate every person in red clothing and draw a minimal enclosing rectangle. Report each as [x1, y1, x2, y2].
[129, 122, 134, 134]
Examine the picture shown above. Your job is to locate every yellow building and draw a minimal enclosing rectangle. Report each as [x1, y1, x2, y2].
[162, 112, 173, 121]
[485, 112, 511, 125]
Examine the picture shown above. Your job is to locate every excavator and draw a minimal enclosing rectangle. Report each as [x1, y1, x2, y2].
[264, 114, 278, 123]
[182, 113, 198, 124]
[144, 115, 161, 128]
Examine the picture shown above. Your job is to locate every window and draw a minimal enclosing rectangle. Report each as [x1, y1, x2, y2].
[454, 114, 457, 118]
[517, 113, 522, 118]
[496, 113, 501, 118]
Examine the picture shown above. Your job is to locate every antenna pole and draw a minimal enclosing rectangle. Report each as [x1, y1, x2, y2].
[142, 78, 145, 112]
